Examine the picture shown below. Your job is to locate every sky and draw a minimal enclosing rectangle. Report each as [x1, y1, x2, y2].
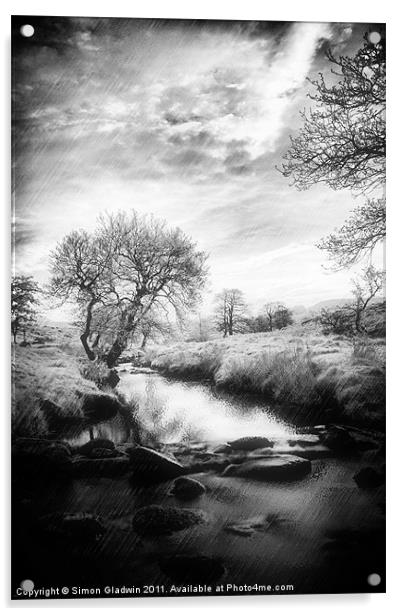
[12, 17, 384, 317]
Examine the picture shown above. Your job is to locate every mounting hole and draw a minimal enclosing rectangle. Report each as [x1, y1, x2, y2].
[368, 31, 381, 45]
[20, 579, 34, 592]
[20, 24, 35, 38]
[367, 573, 381, 587]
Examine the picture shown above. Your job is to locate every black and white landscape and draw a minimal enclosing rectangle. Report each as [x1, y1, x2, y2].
[12, 17, 385, 598]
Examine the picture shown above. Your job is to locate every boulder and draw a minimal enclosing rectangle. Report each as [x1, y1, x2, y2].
[38, 512, 106, 542]
[81, 393, 123, 422]
[321, 426, 356, 452]
[129, 446, 184, 483]
[353, 467, 385, 489]
[71, 455, 130, 477]
[77, 438, 115, 456]
[222, 455, 311, 481]
[132, 505, 207, 536]
[159, 554, 225, 584]
[227, 436, 274, 451]
[170, 476, 206, 500]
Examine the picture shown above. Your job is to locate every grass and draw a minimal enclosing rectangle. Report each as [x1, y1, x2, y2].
[147, 324, 385, 428]
[12, 322, 134, 439]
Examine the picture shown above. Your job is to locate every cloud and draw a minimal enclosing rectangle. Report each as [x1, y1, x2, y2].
[12, 17, 379, 308]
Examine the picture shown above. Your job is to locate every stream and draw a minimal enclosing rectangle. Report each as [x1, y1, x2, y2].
[71, 365, 296, 447]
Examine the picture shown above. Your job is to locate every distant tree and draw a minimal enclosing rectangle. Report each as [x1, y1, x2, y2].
[246, 314, 271, 333]
[319, 305, 355, 336]
[214, 289, 248, 337]
[264, 303, 276, 332]
[50, 211, 208, 367]
[351, 265, 384, 332]
[319, 265, 384, 334]
[278, 35, 386, 270]
[272, 304, 294, 329]
[11, 275, 40, 343]
[185, 313, 216, 342]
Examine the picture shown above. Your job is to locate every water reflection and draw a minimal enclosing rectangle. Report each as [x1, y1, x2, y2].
[117, 369, 294, 443]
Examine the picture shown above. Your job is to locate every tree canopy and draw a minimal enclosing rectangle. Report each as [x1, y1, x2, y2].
[279, 39, 385, 194]
[50, 210, 208, 366]
[279, 35, 385, 270]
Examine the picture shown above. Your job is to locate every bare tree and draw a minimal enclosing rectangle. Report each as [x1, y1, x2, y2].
[351, 265, 384, 332]
[278, 35, 386, 270]
[317, 197, 385, 269]
[50, 211, 208, 366]
[214, 289, 248, 337]
[278, 38, 385, 193]
[264, 303, 276, 332]
[319, 265, 384, 334]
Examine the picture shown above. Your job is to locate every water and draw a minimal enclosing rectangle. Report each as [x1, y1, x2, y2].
[115, 365, 295, 444]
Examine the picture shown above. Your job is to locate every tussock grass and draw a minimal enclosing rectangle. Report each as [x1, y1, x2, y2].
[148, 325, 385, 428]
[12, 345, 100, 437]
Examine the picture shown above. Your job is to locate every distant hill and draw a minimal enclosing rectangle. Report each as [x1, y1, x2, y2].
[309, 298, 351, 313]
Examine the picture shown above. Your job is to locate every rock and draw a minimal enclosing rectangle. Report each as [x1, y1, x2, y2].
[222, 455, 311, 481]
[213, 443, 232, 454]
[81, 393, 124, 422]
[39, 512, 106, 542]
[159, 554, 225, 584]
[77, 438, 115, 456]
[353, 467, 385, 489]
[170, 476, 206, 500]
[322, 427, 356, 452]
[288, 435, 321, 447]
[89, 448, 121, 459]
[71, 456, 130, 477]
[129, 446, 184, 483]
[132, 505, 207, 536]
[249, 444, 333, 460]
[227, 436, 274, 451]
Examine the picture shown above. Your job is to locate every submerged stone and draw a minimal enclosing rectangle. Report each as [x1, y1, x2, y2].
[39, 512, 106, 542]
[170, 476, 206, 500]
[132, 505, 207, 536]
[222, 455, 311, 481]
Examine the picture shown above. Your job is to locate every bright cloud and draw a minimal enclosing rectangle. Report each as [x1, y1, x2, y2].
[12, 18, 381, 316]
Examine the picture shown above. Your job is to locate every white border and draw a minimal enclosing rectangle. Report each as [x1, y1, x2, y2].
[2, 1, 401, 614]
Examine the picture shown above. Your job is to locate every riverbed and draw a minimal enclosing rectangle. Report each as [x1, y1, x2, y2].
[12, 365, 386, 597]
